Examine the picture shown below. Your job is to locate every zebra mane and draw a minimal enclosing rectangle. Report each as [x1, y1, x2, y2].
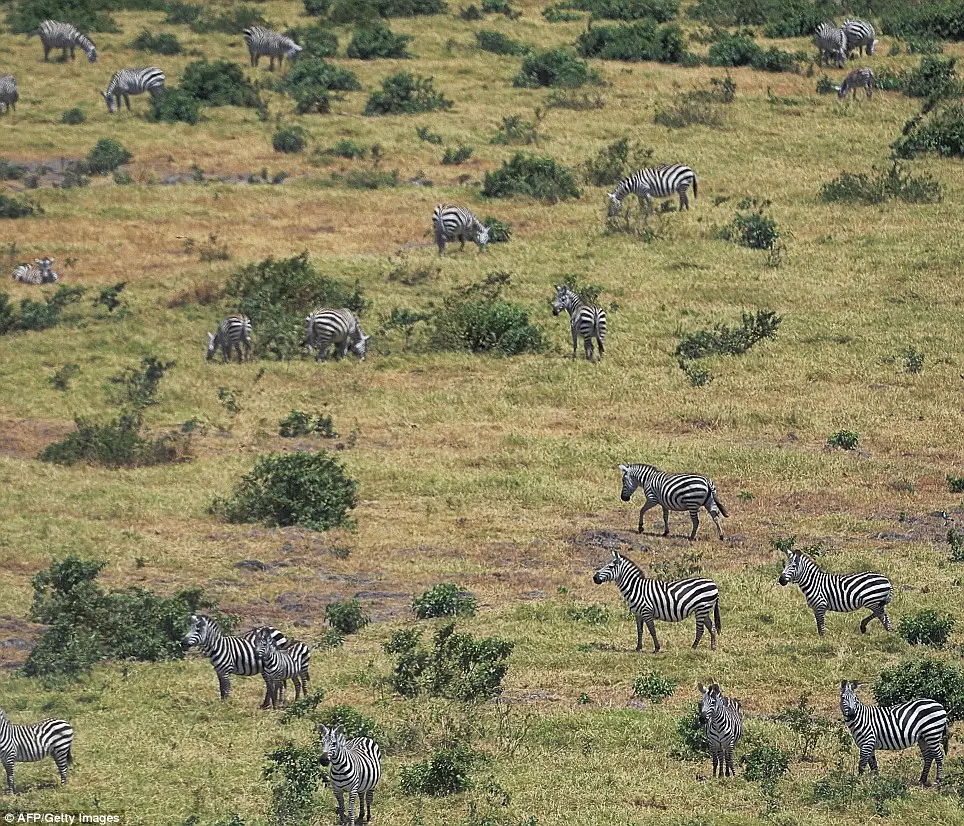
[616, 551, 645, 579]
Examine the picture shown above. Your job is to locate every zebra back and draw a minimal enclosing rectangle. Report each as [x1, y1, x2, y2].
[104, 67, 165, 111]
[837, 68, 874, 99]
[432, 204, 490, 249]
[13, 258, 57, 284]
[207, 314, 252, 361]
[306, 308, 370, 360]
[10, 719, 73, 764]
[618, 463, 715, 512]
[608, 164, 697, 213]
[244, 27, 302, 61]
[34, 21, 97, 62]
[183, 615, 288, 676]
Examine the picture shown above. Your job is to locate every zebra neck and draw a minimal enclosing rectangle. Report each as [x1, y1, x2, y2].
[794, 561, 824, 595]
[200, 624, 224, 651]
[616, 565, 644, 601]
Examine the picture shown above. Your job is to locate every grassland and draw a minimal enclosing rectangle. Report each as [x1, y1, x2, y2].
[1, 1, 964, 824]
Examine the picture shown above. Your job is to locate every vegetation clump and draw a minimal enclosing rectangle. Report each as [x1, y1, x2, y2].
[282, 59, 361, 114]
[347, 24, 413, 59]
[364, 72, 453, 115]
[576, 21, 685, 63]
[179, 60, 263, 108]
[562, 0, 678, 21]
[279, 410, 338, 438]
[147, 89, 200, 124]
[893, 101, 964, 159]
[898, 610, 955, 648]
[84, 139, 132, 175]
[0, 285, 85, 335]
[719, 200, 782, 250]
[514, 48, 597, 88]
[874, 657, 964, 723]
[491, 115, 540, 145]
[128, 30, 181, 54]
[904, 56, 959, 98]
[0, 194, 41, 219]
[325, 599, 370, 634]
[632, 671, 677, 703]
[61, 107, 86, 125]
[675, 310, 782, 361]
[273, 126, 308, 154]
[290, 24, 339, 58]
[482, 153, 581, 203]
[413, 583, 478, 619]
[441, 145, 473, 164]
[820, 162, 942, 205]
[827, 430, 859, 451]
[400, 744, 479, 796]
[7, 0, 119, 34]
[264, 740, 326, 826]
[475, 30, 528, 56]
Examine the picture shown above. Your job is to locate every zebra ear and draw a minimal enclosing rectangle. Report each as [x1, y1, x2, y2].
[611, 549, 619, 559]
[318, 724, 329, 736]
[208, 331, 215, 342]
[618, 464, 628, 473]
[697, 683, 706, 694]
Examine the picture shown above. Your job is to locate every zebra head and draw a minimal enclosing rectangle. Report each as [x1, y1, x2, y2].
[618, 464, 640, 502]
[476, 224, 491, 249]
[254, 627, 279, 664]
[286, 42, 303, 61]
[552, 285, 573, 317]
[698, 682, 723, 724]
[351, 331, 371, 361]
[103, 91, 116, 113]
[840, 680, 861, 721]
[206, 331, 218, 360]
[86, 45, 98, 63]
[868, 39, 879, 55]
[183, 614, 208, 649]
[37, 258, 57, 283]
[778, 549, 803, 586]
[592, 549, 626, 585]
[606, 191, 624, 217]
[318, 725, 346, 766]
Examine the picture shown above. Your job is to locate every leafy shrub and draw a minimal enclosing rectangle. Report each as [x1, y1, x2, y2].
[562, 0, 678, 21]
[482, 153, 581, 203]
[7, 0, 119, 34]
[442, 145, 473, 164]
[905, 37, 945, 55]
[654, 91, 724, 128]
[719, 203, 781, 250]
[334, 167, 400, 189]
[476, 30, 527, 56]
[191, 6, 267, 35]
[514, 48, 597, 88]
[304, 0, 331, 15]
[416, 126, 443, 144]
[874, 657, 964, 723]
[0, 285, 85, 335]
[904, 56, 959, 97]
[273, 126, 308, 154]
[282, 59, 360, 114]
[326, 599, 370, 634]
[542, 4, 582, 23]
[147, 88, 200, 124]
[164, 1, 202, 25]
[211, 451, 358, 531]
[491, 115, 540, 145]
[948, 528, 964, 562]
[576, 21, 685, 63]
[364, 72, 452, 115]
[330, 0, 447, 22]
[673, 704, 708, 759]
[347, 24, 413, 59]
[50, 363, 80, 391]
[316, 704, 378, 739]
[61, 107, 86, 125]
[279, 410, 337, 438]
[687, 0, 836, 37]
[707, 31, 801, 72]
[482, 0, 519, 17]
[129, 29, 181, 54]
[893, 101, 964, 159]
[827, 430, 859, 451]
[323, 139, 369, 159]
[0, 194, 41, 219]
[413, 583, 478, 619]
[779, 693, 834, 761]
[180, 60, 263, 108]
[289, 24, 339, 59]
[675, 310, 782, 360]
[481, 215, 511, 243]
[264, 740, 326, 826]
[400, 744, 478, 796]
[632, 671, 677, 703]
[39, 412, 191, 468]
[741, 742, 790, 782]
[84, 139, 132, 175]
[108, 355, 174, 408]
[820, 162, 942, 205]
[898, 610, 955, 648]
[881, 4, 964, 41]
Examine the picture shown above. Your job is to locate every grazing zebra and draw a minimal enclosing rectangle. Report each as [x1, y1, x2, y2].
[699, 682, 743, 778]
[552, 284, 606, 362]
[0, 75, 18, 114]
[778, 547, 892, 636]
[206, 314, 252, 363]
[814, 23, 847, 69]
[243, 27, 302, 70]
[103, 67, 165, 113]
[0, 708, 73, 793]
[837, 68, 875, 100]
[840, 680, 948, 786]
[253, 628, 310, 709]
[432, 204, 490, 255]
[592, 549, 721, 653]
[13, 258, 57, 284]
[319, 725, 382, 826]
[842, 19, 878, 57]
[306, 308, 370, 362]
[607, 164, 697, 217]
[28, 20, 97, 63]
[618, 463, 728, 541]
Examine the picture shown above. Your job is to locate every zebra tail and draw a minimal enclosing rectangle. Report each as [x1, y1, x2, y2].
[714, 600, 722, 633]
[27, 28, 39, 39]
[66, 746, 73, 765]
[692, 176, 698, 200]
[712, 485, 728, 518]
[943, 720, 950, 753]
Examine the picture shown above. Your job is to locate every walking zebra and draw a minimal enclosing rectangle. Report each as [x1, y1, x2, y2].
[28, 20, 97, 63]
[837, 68, 875, 100]
[103, 67, 165, 113]
[607, 164, 697, 217]
[432, 204, 490, 254]
[778, 546, 892, 636]
[840, 680, 948, 786]
[552, 284, 606, 362]
[13, 258, 57, 284]
[0, 75, 18, 114]
[243, 27, 302, 70]
[592, 549, 721, 652]
[0, 708, 73, 793]
[206, 314, 252, 363]
[842, 19, 878, 57]
[253, 628, 310, 709]
[814, 23, 847, 69]
[699, 682, 743, 778]
[306, 308, 370, 361]
[319, 725, 382, 826]
[618, 463, 728, 541]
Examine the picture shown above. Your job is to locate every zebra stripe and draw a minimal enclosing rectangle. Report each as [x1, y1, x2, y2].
[618, 463, 728, 540]
[592, 549, 721, 652]
[842, 19, 878, 57]
[841, 681, 947, 786]
[306, 308, 370, 362]
[254, 628, 310, 709]
[0, 75, 18, 114]
[699, 682, 743, 778]
[13, 258, 57, 285]
[29, 21, 97, 63]
[815, 23, 847, 69]
[243, 27, 302, 70]
[552, 284, 606, 362]
[432, 204, 490, 254]
[103, 67, 165, 113]
[319, 725, 382, 826]
[0, 708, 73, 793]
[207, 314, 252, 363]
[837, 67, 875, 100]
[778, 547, 892, 635]
[607, 164, 697, 217]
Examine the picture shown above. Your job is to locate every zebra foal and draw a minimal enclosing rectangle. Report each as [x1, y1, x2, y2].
[607, 164, 697, 217]
[699, 682, 742, 778]
[0, 75, 18, 114]
[841, 680, 948, 786]
[432, 204, 490, 255]
[815, 23, 847, 69]
[254, 628, 310, 709]
[28, 20, 97, 63]
[552, 284, 606, 362]
[0, 708, 73, 793]
[319, 725, 382, 825]
[306, 308, 370, 361]
[13, 258, 57, 284]
[592, 549, 721, 653]
[207, 314, 252, 363]
[243, 27, 302, 70]
[103, 67, 165, 113]
[837, 68, 875, 100]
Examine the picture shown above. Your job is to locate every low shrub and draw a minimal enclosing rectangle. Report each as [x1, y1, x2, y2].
[322, 139, 369, 159]
[441, 145, 473, 164]
[576, 21, 685, 63]
[0, 285, 85, 334]
[544, 89, 605, 109]
[779, 693, 835, 761]
[906, 37, 946, 55]
[7, 0, 119, 34]
[827, 430, 859, 451]
[719, 201, 781, 250]
[400, 744, 478, 796]
[347, 24, 413, 59]
[364, 72, 452, 115]
[482, 153, 581, 203]
[673, 704, 708, 759]
[326, 599, 370, 634]
[263, 740, 326, 826]
[482, 0, 519, 17]
[632, 671, 677, 703]
[330, 0, 447, 22]
[0, 194, 41, 219]
[820, 162, 942, 205]
[904, 56, 959, 98]
[949, 528, 964, 562]
[39, 413, 191, 468]
[562, 0, 678, 22]
[542, 4, 582, 23]
[191, 6, 267, 35]
[564, 603, 609, 624]
[480, 215, 511, 243]
[129, 30, 182, 55]
[416, 126, 443, 144]
[475, 30, 527, 56]
[898, 610, 955, 648]
[304, 0, 331, 16]
[147, 88, 200, 124]
[108, 355, 175, 409]
[948, 476, 964, 493]
[893, 101, 964, 159]
[290, 24, 339, 59]
[491, 115, 540, 145]
[514, 48, 597, 88]
[459, 2, 482, 18]
[164, 1, 203, 25]
[874, 657, 964, 723]
[279, 410, 337, 438]
[334, 167, 400, 189]
[273, 126, 308, 153]
[675, 310, 782, 361]
[282, 59, 360, 114]
[413, 583, 478, 619]
[179, 60, 263, 108]
[61, 107, 86, 125]
[85, 138, 132, 175]
[880, 4, 964, 41]
[900, 345, 924, 374]
[49, 363, 80, 391]
[741, 742, 790, 783]
[708, 31, 801, 72]
[654, 91, 724, 128]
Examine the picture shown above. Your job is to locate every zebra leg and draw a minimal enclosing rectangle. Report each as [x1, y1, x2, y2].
[638, 499, 658, 533]
[4, 761, 13, 793]
[233, 341, 243, 363]
[645, 618, 660, 653]
[688, 509, 700, 541]
[813, 607, 827, 636]
[726, 746, 736, 777]
[662, 504, 671, 537]
[707, 615, 717, 651]
[879, 606, 893, 631]
[679, 188, 689, 211]
[334, 789, 345, 824]
[218, 671, 232, 700]
[365, 789, 374, 822]
[634, 614, 644, 652]
[711, 750, 720, 777]
[270, 56, 276, 71]
[348, 788, 358, 826]
[124, 94, 132, 112]
[43, 45, 51, 60]
[55, 755, 68, 784]
[596, 334, 604, 360]
[570, 327, 578, 359]
[920, 753, 933, 787]
[692, 616, 705, 649]
[584, 336, 593, 362]
[708, 505, 724, 540]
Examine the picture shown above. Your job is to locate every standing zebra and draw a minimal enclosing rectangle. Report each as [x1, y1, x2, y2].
[842, 19, 878, 57]
[13, 258, 57, 284]
[814, 23, 847, 69]
[103, 67, 165, 113]
[778, 546, 892, 636]
[0, 708, 73, 793]
[592, 549, 721, 653]
[618, 463, 728, 541]
[243, 27, 302, 70]
[552, 284, 606, 362]
[840, 680, 948, 786]
[607, 164, 697, 217]
[28, 20, 97, 63]
[837, 68, 875, 100]
[432, 204, 490, 255]
[206, 314, 252, 363]
[319, 725, 382, 826]
[699, 682, 743, 778]
[0, 75, 18, 114]
[253, 628, 310, 709]
[306, 308, 370, 362]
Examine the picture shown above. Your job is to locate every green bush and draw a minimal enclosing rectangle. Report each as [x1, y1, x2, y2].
[820, 162, 942, 205]
[893, 101, 964, 159]
[108, 355, 175, 408]
[84, 138, 132, 175]
[576, 21, 685, 63]
[654, 91, 724, 128]
[707, 31, 801, 72]
[413, 583, 478, 619]
[330, 0, 447, 22]
[364, 72, 453, 115]
[881, 4, 964, 41]
[326, 599, 370, 634]
[475, 30, 528, 56]
[632, 671, 677, 703]
[674, 704, 709, 759]
[212, 451, 359, 531]
[164, 1, 202, 25]
[39, 413, 191, 467]
[482, 0, 519, 16]
[323, 139, 369, 159]
[874, 657, 964, 723]
[442, 145, 473, 164]
[491, 115, 540, 145]
[565, 603, 609, 624]
[562, 0, 678, 21]
[288, 24, 339, 59]
[948, 528, 964, 562]
[147, 88, 200, 124]
[515, 48, 597, 88]
[687, 0, 836, 37]
[0, 193, 41, 219]
[898, 610, 955, 648]
[948, 475, 964, 493]
[741, 742, 790, 782]
[719, 202, 781, 250]
[482, 153, 581, 202]
[675, 310, 781, 361]
[179, 59, 263, 108]
[279, 410, 337, 438]
[304, 0, 331, 15]
[904, 56, 959, 97]
[542, 3, 582, 23]
[416, 126, 443, 144]
[7, 0, 120, 34]
[263, 740, 326, 826]
[282, 59, 360, 115]
[61, 107, 86, 125]
[827, 430, 859, 451]
[129, 29, 181, 54]
[191, 5, 267, 35]
[0, 285, 85, 335]
[780, 693, 835, 761]
[481, 215, 511, 243]
[400, 744, 478, 796]
[335, 167, 400, 189]
[347, 24, 413, 59]
[273, 126, 308, 153]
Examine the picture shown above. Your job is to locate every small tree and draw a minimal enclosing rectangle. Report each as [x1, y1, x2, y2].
[364, 73, 452, 115]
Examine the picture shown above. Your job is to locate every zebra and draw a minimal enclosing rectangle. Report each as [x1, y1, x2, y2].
[103, 67, 165, 113]
[607, 164, 697, 217]
[306, 308, 370, 362]
[319, 725, 382, 826]
[13, 258, 57, 284]
[28, 20, 97, 63]
[836, 68, 875, 100]
[253, 628, 310, 709]
[778, 546, 892, 636]
[0, 75, 18, 114]
[243, 27, 302, 70]
[699, 682, 743, 778]
[618, 463, 728, 541]
[0, 708, 73, 793]
[840, 680, 948, 786]
[815, 23, 847, 69]
[591, 549, 721, 653]
[207, 315, 252, 363]
[432, 204, 490, 255]
[842, 19, 878, 57]
[552, 284, 606, 362]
